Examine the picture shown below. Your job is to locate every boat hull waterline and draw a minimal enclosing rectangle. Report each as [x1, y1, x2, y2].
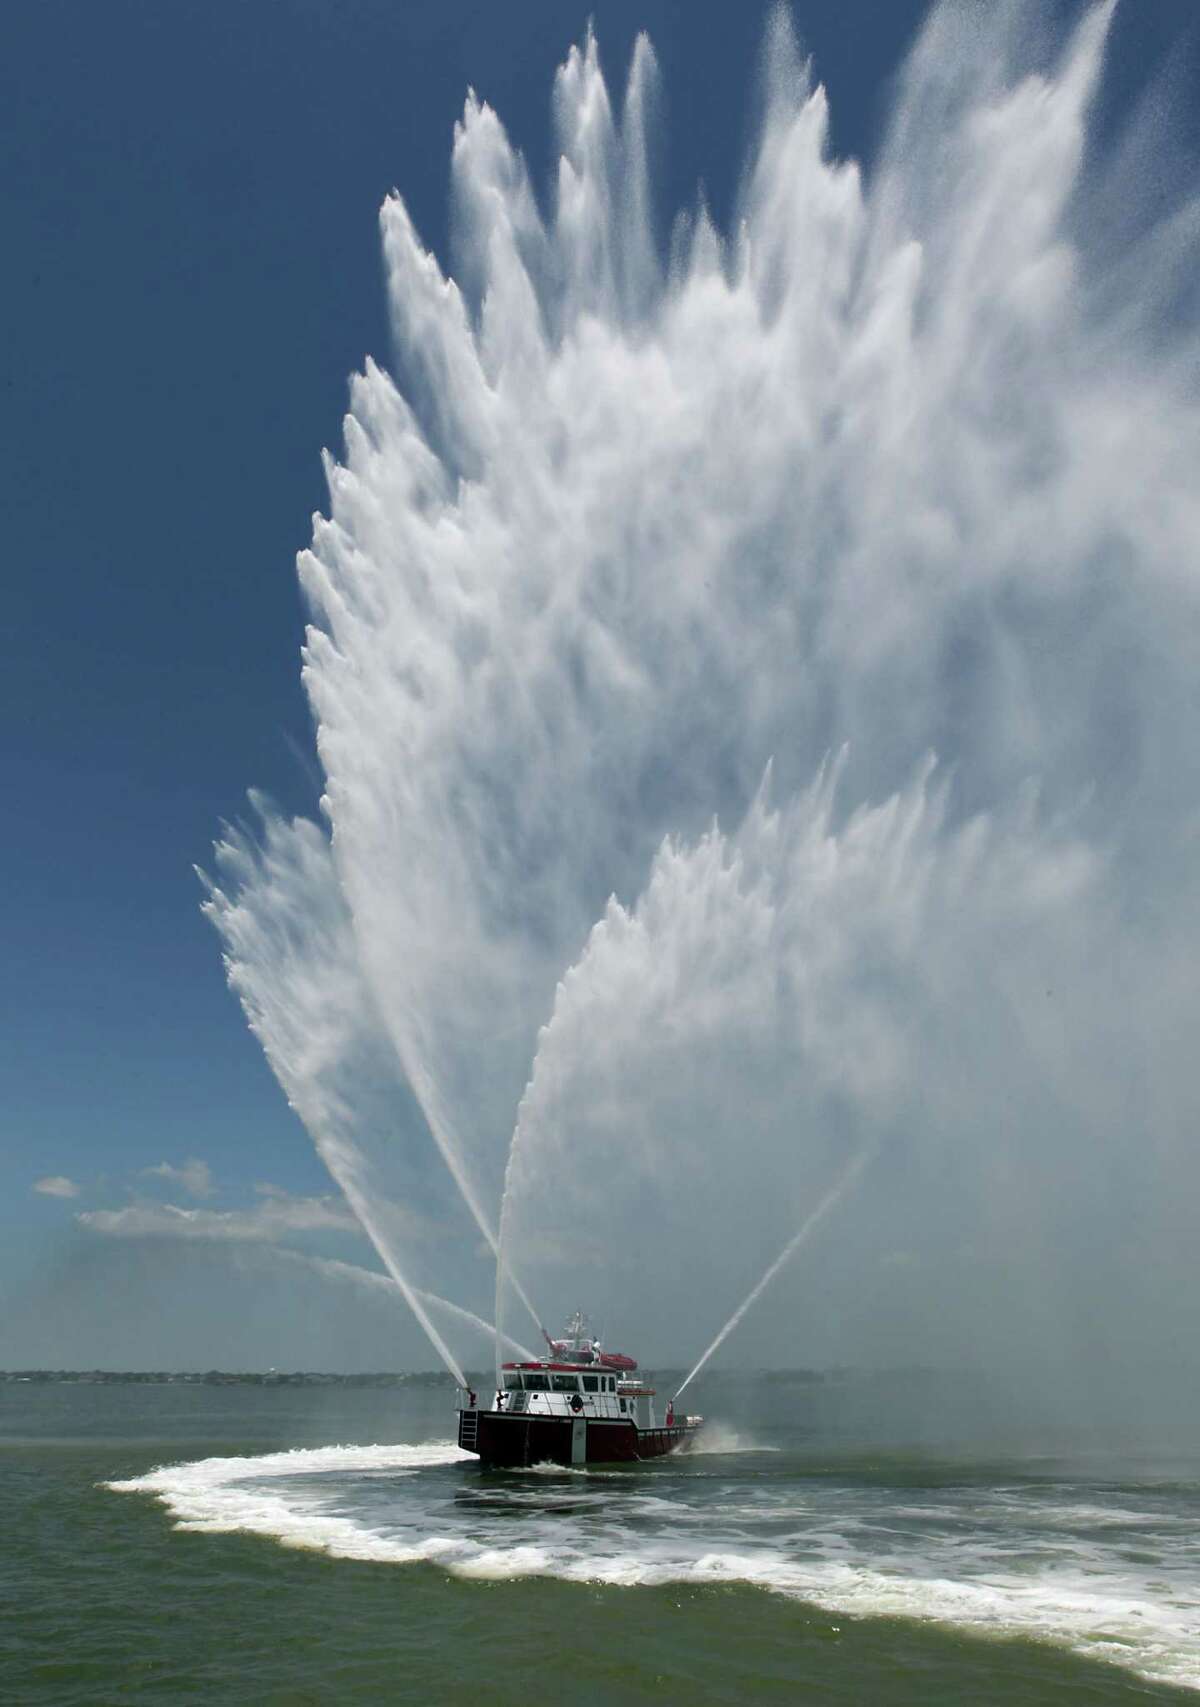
[458, 1407, 696, 1467]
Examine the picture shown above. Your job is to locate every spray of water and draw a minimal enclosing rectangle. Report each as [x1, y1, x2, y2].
[200, 812, 468, 1386]
[211, 1, 1200, 1392]
[267, 1247, 538, 1362]
[416, 1289, 537, 1366]
[674, 1147, 873, 1401]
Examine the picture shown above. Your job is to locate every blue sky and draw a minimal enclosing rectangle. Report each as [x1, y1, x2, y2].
[3, 0, 1196, 1369]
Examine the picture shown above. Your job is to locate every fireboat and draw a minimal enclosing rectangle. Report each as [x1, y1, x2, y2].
[457, 1312, 702, 1467]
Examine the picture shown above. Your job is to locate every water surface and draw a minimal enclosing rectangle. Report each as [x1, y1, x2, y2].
[4, 1376, 1197, 1703]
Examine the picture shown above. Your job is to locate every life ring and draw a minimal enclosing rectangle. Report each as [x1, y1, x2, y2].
[570, 1393, 584, 1413]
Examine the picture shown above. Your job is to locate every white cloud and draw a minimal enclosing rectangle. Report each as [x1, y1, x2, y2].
[78, 1192, 357, 1243]
[33, 1176, 81, 1200]
[141, 1158, 214, 1199]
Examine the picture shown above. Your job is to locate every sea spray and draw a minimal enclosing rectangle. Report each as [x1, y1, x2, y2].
[212, 2, 1200, 1388]
[200, 814, 469, 1386]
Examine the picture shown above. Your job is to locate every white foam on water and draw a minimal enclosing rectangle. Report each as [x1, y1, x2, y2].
[106, 1442, 472, 1560]
[520, 1460, 591, 1476]
[107, 1441, 1200, 1690]
[107, 1439, 470, 1494]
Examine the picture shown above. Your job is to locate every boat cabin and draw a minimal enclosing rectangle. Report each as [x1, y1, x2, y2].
[493, 1362, 669, 1430]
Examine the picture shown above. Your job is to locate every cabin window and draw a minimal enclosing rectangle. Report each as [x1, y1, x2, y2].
[503, 1373, 521, 1390]
[524, 1373, 548, 1391]
[619, 1398, 627, 1412]
[582, 1376, 599, 1393]
[551, 1374, 579, 1392]
[608, 1377, 616, 1392]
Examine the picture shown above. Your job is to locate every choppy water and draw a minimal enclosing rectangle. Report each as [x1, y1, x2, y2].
[4, 1377, 1199, 1702]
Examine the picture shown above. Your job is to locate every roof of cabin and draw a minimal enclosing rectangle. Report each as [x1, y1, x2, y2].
[502, 1360, 601, 1372]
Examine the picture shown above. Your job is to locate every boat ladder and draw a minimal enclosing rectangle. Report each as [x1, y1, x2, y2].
[460, 1409, 479, 1451]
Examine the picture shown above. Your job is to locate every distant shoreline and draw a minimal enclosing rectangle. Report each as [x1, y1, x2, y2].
[1, 1366, 858, 1386]
[0, 1370, 454, 1386]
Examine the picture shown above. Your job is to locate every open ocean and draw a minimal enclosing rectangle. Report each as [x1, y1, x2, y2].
[3, 1372, 1198, 1703]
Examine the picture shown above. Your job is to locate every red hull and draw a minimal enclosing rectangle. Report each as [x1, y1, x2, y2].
[459, 1409, 693, 1467]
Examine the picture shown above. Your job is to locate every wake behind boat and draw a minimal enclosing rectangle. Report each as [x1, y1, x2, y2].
[458, 1313, 702, 1467]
